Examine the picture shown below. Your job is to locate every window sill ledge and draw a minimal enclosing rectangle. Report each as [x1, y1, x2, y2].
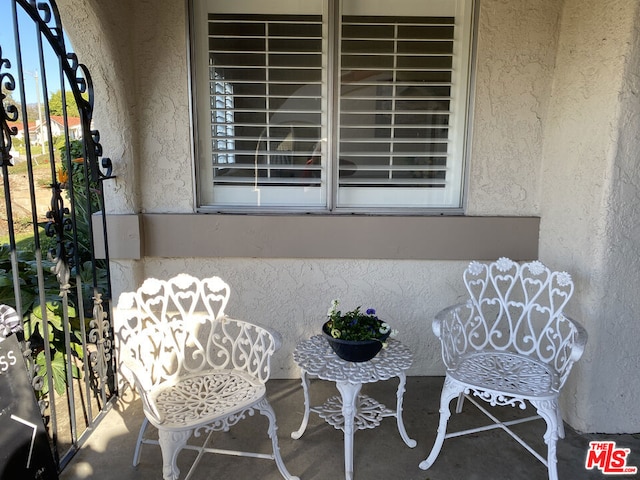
[93, 213, 539, 261]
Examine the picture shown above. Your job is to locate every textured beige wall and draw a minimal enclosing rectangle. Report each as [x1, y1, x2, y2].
[59, 0, 140, 214]
[56, 0, 640, 432]
[468, 0, 562, 215]
[540, 0, 640, 433]
[129, 0, 195, 213]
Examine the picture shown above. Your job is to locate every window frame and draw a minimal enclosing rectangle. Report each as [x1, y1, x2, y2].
[189, 0, 475, 215]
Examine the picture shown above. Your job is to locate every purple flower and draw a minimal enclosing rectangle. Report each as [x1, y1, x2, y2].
[366, 308, 376, 315]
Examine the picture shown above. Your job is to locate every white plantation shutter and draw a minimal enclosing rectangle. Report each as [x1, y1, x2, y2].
[195, 1, 327, 208]
[338, 19, 453, 206]
[192, 0, 472, 211]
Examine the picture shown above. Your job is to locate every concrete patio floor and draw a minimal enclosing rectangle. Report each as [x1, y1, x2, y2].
[60, 377, 640, 480]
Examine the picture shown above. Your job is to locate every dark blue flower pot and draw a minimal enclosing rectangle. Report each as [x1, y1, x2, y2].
[322, 321, 390, 362]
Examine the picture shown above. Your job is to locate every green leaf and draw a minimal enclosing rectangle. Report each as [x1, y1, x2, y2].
[36, 350, 81, 397]
[69, 341, 85, 360]
[29, 301, 78, 332]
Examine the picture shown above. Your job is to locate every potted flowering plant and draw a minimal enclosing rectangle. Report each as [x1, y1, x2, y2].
[322, 300, 397, 362]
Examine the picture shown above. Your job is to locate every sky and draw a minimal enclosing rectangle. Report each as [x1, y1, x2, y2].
[1, 1, 68, 106]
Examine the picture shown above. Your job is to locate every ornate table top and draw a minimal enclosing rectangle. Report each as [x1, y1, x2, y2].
[293, 335, 412, 383]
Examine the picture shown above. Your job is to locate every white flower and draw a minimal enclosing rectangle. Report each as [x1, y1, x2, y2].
[527, 260, 546, 276]
[468, 261, 484, 276]
[331, 328, 341, 338]
[118, 292, 136, 309]
[495, 257, 514, 272]
[327, 299, 339, 316]
[557, 271, 572, 287]
[379, 322, 391, 334]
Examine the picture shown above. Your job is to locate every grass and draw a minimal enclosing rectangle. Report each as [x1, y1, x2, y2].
[1, 158, 54, 246]
[0, 224, 57, 256]
[5, 153, 50, 174]
[2, 229, 56, 251]
[2, 231, 33, 246]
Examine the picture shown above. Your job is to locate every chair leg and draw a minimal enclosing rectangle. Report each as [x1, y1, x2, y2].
[419, 376, 464, 470]
[158, 428, 192, 480]
[455, 391, 465, 413]
[257, 398, 300, 480]
[531, 399, 560, 480]
[556, 405, 565, 439]
[133, 417, 149, 467]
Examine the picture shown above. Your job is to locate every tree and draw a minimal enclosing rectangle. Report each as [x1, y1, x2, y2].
[48, 90, 79, 117]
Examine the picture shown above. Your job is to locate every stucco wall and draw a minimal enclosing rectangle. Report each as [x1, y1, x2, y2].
[56, 0, 640, 433]
[130, 0, 195, 213]
[468, 0, 561, 215]
[540, 0, 640, 433]
[59, 0, 140, 214]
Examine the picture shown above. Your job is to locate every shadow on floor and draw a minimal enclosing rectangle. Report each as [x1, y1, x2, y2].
[60, 377, 640, 480]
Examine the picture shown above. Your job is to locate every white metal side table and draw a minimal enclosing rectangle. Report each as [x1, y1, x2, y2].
[291, 335, 416, 480]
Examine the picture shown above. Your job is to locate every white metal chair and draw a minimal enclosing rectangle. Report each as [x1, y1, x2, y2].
[114, 274, 298, 480]
[420, 258, 587, 480]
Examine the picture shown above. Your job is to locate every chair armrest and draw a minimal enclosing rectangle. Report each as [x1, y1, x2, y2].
[433, 302, 473, 369]
[119, 362, 164, 425]
[264, 324, 283, 352]
[433, 302, 470, 339]
[231, 317, 283, 351]
[217, 317, 280, 382]
[563, 314, 588, 362]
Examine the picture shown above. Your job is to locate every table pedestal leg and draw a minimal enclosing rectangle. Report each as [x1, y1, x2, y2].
[396, 373, 417, 447]
[291, 369, 310, 439]
[336, 381, 362, 480]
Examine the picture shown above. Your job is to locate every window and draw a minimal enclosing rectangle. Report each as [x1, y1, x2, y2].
[191, 0, 473, 212]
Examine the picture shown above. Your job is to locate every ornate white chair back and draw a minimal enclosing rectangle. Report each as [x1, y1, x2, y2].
[440, 257, 585, 391]
[115, 274, 276, 391]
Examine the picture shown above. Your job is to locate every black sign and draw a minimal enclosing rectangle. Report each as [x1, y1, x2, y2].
[0, 334, 58, 480]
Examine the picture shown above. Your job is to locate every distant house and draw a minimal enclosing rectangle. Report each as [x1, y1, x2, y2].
[7, 115, 82, 145]
[6, 120, 36, 140]
[39, 115, 83, 140]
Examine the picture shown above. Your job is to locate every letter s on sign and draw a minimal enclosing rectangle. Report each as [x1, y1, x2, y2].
[0, 355, 8, 373]
[8, 350, 17, 366]
[0, 350, 17, 373]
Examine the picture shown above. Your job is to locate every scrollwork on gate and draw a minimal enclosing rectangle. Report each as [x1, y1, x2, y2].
[0, 47, 18, 168]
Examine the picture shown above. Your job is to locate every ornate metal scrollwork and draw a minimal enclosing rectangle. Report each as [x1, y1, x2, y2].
[314, 394, 394, 432]
[0, 47, 18, 168]
[89, 292, 112, 394]
[45, 182, 73, 293]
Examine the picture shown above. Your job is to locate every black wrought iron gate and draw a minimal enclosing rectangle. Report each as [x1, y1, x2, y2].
[0, 0, 116, 472]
